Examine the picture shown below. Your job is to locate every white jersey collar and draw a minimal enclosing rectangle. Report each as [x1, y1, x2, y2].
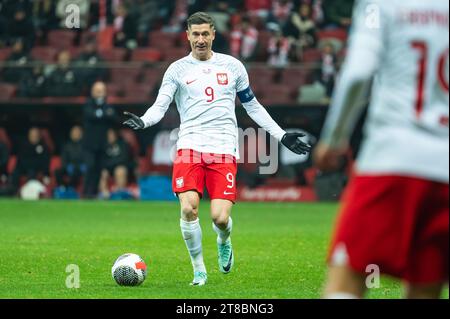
[189, 51, 217, 64]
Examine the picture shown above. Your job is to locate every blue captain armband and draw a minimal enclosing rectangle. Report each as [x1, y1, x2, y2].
[237, 86, 255, 103]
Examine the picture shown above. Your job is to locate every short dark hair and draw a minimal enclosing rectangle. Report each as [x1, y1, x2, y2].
[187, 12, 215, 29]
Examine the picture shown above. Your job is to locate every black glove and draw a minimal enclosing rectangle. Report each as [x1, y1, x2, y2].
[123, 111, 145, 130]
[281, 132, 311, 155]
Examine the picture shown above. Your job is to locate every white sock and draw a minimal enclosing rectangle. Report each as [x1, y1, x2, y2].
[212, 217, 233, 245]
[180, 218, 206, 274]
[324, 292, 359, 299]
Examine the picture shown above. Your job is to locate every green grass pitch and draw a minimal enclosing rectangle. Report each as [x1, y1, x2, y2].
[0, 200, 447, 299]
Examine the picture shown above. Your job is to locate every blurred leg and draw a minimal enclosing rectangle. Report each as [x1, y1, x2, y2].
[98, 169, 110, 198]
[114, 165, 128, 190]
[323, 265, 367, 298]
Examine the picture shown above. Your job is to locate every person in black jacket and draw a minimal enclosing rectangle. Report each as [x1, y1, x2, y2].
[1, 39, 33, 83]
[46, 50, 82, 97]
[54, 125, 87, 188]
[98, 128, 135, 198]
[73, 39, 108, 91]
[17, 63, 47, 97]
[10, 127, 50, 194]
[82, 81, 118, 197]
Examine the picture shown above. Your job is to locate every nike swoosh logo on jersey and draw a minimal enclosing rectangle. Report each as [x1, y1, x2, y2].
[186, 79, 197, 85]
[224, 191, 234, 195]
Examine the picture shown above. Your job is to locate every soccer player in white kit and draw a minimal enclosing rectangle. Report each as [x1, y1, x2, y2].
[123, 12, 311, 286]
[314, 0, 449, 298]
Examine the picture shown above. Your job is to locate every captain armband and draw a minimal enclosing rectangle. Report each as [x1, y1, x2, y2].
[237, 86, 255, 103]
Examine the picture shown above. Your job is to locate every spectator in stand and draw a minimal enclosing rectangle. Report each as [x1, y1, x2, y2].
[17, 64, 47, 98]
[73, 38, 108, 91]
[7, 6, 35, 50]
[55, 125, 87, 189]
[187, 0, 210, 16]
[283, 2, 317, 61]
[46, 50, 82, 97]
[132, 0, 161, 45]
[56, 0, 90, 29]
[206, 1, 231, 34]
[162, 0, 188, 33]
[322, 0, 354, 29]
[230, 15, 259, 62]
[1, 39, 33, 83]
[267, 0, 294, 30]
[113, 3, 138, 50]
[87, 0, 116, 29]
[267, 24, 291, 68]
[316, 41, 337, 98]
[82, 81, 118, 198]
[245, 0, 272, 20]
[98, 128, 135, 199]
[32, 0, 59, 45]
[9, 127, 50, 194]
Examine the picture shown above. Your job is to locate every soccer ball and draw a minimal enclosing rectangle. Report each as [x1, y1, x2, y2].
[112, 253, 147, 286]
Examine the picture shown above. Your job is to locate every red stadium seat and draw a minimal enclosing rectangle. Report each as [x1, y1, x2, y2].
[280, 68, 309, 90]
[7, 155, 16, 174]
[0, 83, 16, 100]
[120, 129, 140, 157]
[109, 67, 142, 84]
[259, 84, 297, 106]
[67, 46, 83, 58]
[138, 67, 165, 90]
[31, 47, 58, 63]
[317, 28, 348, 42]
[255, 30, 271, 62]
[80, 31, 97, 46]
[47, 30, 78, 50]
[302, 48, 322, 64]
[122, 84, 152, 102]
[99, 48, 127, 62]
[0, 127, 11, 150]
[162, 47, 188, 62]
[131, 48, 163, 62]
[148, 31, 180, 49]
[0, 48, 12, 61]
[248, 66, 276, 86]
[106, 83, 126, 98]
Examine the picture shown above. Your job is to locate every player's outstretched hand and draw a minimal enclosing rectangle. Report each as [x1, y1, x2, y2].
[123, 111, 145, 130]
[281, 132, 311, 155]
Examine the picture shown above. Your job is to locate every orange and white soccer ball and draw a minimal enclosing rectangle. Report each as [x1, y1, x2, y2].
[112, 253, 147, 286]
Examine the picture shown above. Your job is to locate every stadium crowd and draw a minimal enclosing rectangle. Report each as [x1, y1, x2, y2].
[0, 0, 354, 199]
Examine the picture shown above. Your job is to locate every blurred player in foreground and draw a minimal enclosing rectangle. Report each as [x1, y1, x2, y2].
[123, 12, 311, 286]
[314, 0, 449, 298]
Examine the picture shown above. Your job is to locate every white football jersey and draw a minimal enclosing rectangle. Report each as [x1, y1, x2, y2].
[141, 51, 286, 158]
[322, 0, 449, 183]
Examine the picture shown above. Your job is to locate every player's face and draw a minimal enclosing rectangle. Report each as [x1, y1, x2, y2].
[187, 24, 215, 61]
